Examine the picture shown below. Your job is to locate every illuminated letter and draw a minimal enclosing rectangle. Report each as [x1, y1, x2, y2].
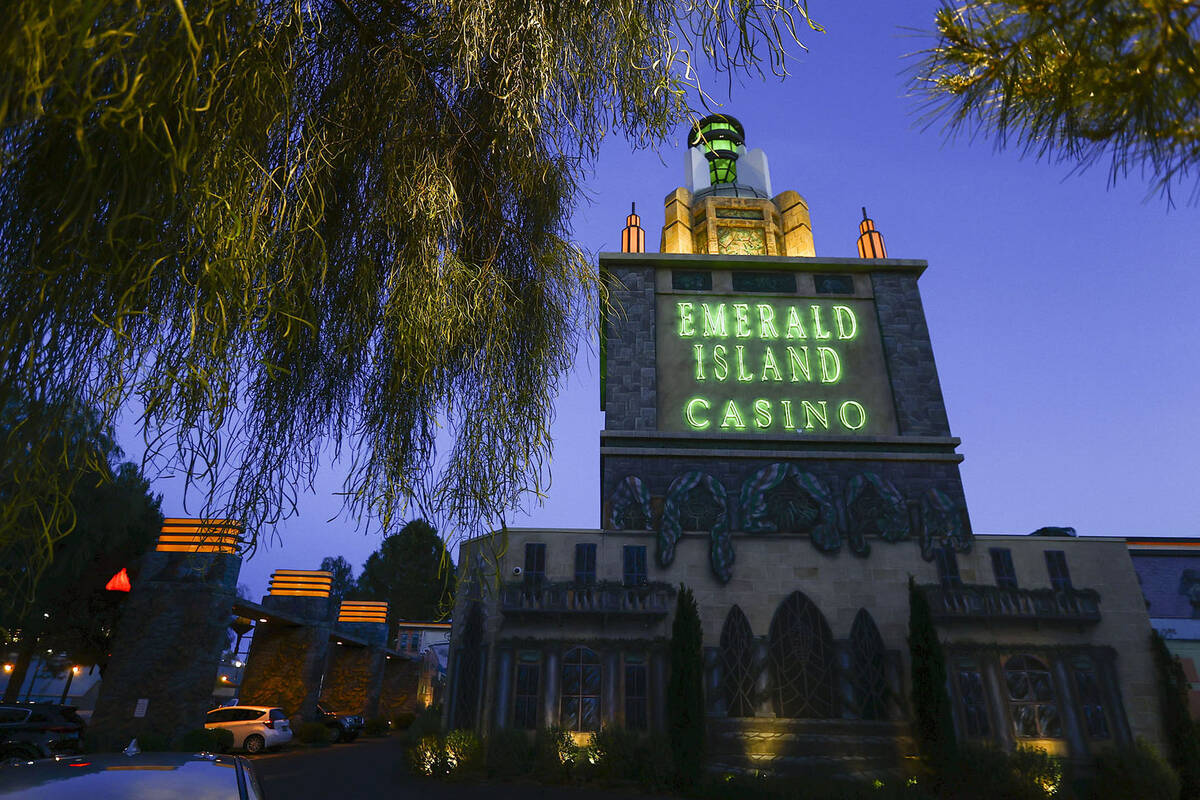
[685, 397, 711, 430]
[839, 400, 867, 431]
[735, 346, 754, 382]
[702, 303, 728, 337]
[833, 305, 858, 340]
[802, 400, 829, 431]
[761, 346, 782, 381]
[757, 304, 779, 339]
[693, 344, 706, 381]
[785, 306, 807, 339]
[713, 344, 729, 381]
[787, 346, 812, 382]
[810, 304, 832, 340]
[753, 399, 772, 429]
[720, 400, 746, 430]
[677, 302, 696, 337]
[733, 304, 752, 338]
[780, 400, 796, 430]
[818, 347, 842, 383]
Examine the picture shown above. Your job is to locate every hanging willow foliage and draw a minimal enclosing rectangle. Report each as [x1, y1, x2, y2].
[0, 0, 820, 610]
[913, 0, 1200, 200]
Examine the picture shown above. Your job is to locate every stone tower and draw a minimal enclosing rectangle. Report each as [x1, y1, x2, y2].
[601, 115, 971, 582]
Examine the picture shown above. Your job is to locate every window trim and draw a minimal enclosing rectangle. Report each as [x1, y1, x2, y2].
[623, 545, 648, 586]
[575, 543, 597, 585]
[1045, 550, 1072, 592]
[990, 547, 1018, 590]
[560, 647, 602, 733]
[524, 542, 547, 585]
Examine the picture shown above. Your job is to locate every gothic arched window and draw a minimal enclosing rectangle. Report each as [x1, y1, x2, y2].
[849, 609, 889, 720]
[1004, 655, 1062, 739]
[720, 605, 757, 717]
[561, 647, 601, 732]
[768, 591, 837, 718]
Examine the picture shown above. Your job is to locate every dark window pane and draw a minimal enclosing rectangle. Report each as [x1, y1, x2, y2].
[1045, 551, 1072, 591]
[1004, 655, 1061, 738]
[561, 647, 601, 732]
[524, 543, 546, 585]
[623, 546, 648, 586]
[514, 663, 540, 730]
[582, 663, 601, 695]
[563, 664, 581, 695]
[732, 271, 796, 293]
[715, 208, 764, 220]
[672, 271, 712, 291]
[935, 547, 962, 588]
[1074, 664, 1110, 739]
[625, 663, 649, 730]
[575, 543, 597, 584]
[956, 668, 991, 737]
[813, 274, 855, 294]
[562, 697, 580, 731]
[990, 548, 1018, 589]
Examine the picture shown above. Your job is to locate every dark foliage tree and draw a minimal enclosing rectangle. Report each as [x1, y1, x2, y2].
[319, 556, 357, 605]
[1152, 629, 1200, 800]
[915, 0, 1200, 200]
[2, 459, 162, 702]
[666, 584, 704, 788]
[907, 576, 956, 772]
[0, 0, 824, 599]
[355, 519, 454, 639]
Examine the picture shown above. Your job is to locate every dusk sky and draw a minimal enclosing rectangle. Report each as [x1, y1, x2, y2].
[125, 2, 1200, 600]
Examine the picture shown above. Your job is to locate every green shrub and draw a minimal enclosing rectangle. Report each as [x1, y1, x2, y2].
[297, 721, 330, 745]
[939, 743, 1062, 800]
[409, 705, 443, 739]
[485, 729, 534, 778]
[532, 727, 576, 783]
[1152, 631, 1200, 800]
[174, 727, 233, 753]
[908, 576, 956, 771]
[409, 734, 447, 776]
[668, 585, 706, 789]
[588, 726, 673, 788]
[1089, 739, 1179, 800]
[443, 729, 483, 775]
[364, 716, 390, 736]
[391, 711, 416, 730]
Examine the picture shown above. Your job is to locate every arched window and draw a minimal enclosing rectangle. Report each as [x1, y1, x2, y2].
[720, 605, 757, 718]
[849, 609, 888, 720]
[561, 648, 601, 732]
[1004, 655, 1062, 739]
[768, 591, 837, 718]
[1072, 656, 1110, 739]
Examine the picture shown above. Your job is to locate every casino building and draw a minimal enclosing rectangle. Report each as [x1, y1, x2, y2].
[447, 117, 1164, 775]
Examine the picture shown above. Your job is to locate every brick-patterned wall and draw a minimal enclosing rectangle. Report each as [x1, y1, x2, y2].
[320, 646, 376, 715]
[378, 657, 421, 720]
[604, 265, 657, 431]
[870, 273, 951, 437]
[239, 623, 329, 718]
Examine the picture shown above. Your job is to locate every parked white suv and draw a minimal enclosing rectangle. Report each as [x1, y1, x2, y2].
[204, 706, 292, 753]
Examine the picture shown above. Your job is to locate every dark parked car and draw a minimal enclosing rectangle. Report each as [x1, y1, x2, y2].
[315, 703, 362, 743]
[0, 751, 264, 799]
[0, 703, 85, 760]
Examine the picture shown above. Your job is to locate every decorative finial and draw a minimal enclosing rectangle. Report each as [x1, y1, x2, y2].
[857, 207, 887, 259]
[688, 115, 745, 186]
[622, 202, 645, 253]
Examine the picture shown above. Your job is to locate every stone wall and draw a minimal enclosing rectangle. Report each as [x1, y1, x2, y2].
[603, 263, 657, 432]
[240, 620, 331, 719]
[320, 645, 381, 716]
[89, 551, 240, 748]
[378, 656, 422, 720]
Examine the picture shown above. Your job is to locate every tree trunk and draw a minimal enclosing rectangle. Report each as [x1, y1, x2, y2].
[3, 636, 37, 703]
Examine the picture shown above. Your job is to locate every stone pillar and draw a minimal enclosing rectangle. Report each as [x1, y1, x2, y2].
[239, 594, 333, 721]
[543, 649, 560, 729]
[982, 656, 1014, 752]
[1052, 658, 1087, 758]
[773, 190, 814, 256]
[89, 550, 241, 749]
[602, 651, 619, 727]
[660, 188, 694, 254]
[650, 649, 667, 732]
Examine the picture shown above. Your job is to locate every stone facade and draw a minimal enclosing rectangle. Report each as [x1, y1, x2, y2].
[239, 595, 333, 720]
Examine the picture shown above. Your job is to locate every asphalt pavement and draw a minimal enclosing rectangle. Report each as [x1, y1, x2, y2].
[252, 736, 667, 800]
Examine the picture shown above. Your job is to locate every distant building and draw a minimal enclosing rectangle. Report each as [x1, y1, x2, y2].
[1128, 537, 1200, 718]
[395, 621, 451, 657]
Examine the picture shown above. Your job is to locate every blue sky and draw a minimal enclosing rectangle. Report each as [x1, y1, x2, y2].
[126, 2, 1200, 599]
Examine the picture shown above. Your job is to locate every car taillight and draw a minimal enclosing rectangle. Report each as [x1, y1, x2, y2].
[264, 720, 275, 729]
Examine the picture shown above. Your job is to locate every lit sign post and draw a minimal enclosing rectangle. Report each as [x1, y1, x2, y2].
[656, 294, 898, 435]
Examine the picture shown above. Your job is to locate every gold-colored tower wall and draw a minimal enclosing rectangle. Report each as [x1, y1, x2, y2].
[660, 187, 814, 257]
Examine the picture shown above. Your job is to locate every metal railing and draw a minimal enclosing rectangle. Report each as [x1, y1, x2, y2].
[919, 583, 1101, 624]
[499, 581, 673, 616]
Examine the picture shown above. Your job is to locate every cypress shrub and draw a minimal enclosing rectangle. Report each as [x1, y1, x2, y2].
[667, 584, 705, 789]
[1152, 630, 1200, 799]
[907, 576, 956, 771]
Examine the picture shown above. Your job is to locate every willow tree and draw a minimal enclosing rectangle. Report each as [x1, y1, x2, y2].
[914, 0, 1200, 200]
[0, 1, 821, 611]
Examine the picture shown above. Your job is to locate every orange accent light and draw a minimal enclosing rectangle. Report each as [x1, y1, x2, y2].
[155, 518, 243, 554]
[621, 203, 646, 254]
[105, 568, 132, 592]
[268, 569, 333, 598]
[337, 600, 389, 624]
[3, 664, 12, 673]
[856, 207, 887, 259]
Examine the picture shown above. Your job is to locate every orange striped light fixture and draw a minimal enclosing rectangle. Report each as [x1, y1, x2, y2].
[621, 203, 646, 253]
[337, 600, 389, 624]
[267, 570, 333, 598]
[856, 207, 887, 259]
[155, 518, 242, 554]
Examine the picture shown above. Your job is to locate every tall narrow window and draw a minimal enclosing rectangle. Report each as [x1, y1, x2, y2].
[625, 657, 648, 730]
[1004, 655, 1062, 739]
[524, 542, 546, 586]
[410, 633, 420, 652]
[956, 661, 991, 737]
[990, 548, 1018, 589]
[1072, 657, 1110, 739]
[513, 655, 540, 730]
[934, 546, 962, 588]
[623, 545, 648, 586]
[1045, 551, 1072, 591]
[575, 543, 597, 584]
[561, 648, 601, 732]
[398, 633, 408, 650]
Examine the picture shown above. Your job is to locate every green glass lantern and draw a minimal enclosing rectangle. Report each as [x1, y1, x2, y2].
[688, 115, 745, 185]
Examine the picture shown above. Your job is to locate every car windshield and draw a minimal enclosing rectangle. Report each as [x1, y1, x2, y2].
[0, 754, 249, 799]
